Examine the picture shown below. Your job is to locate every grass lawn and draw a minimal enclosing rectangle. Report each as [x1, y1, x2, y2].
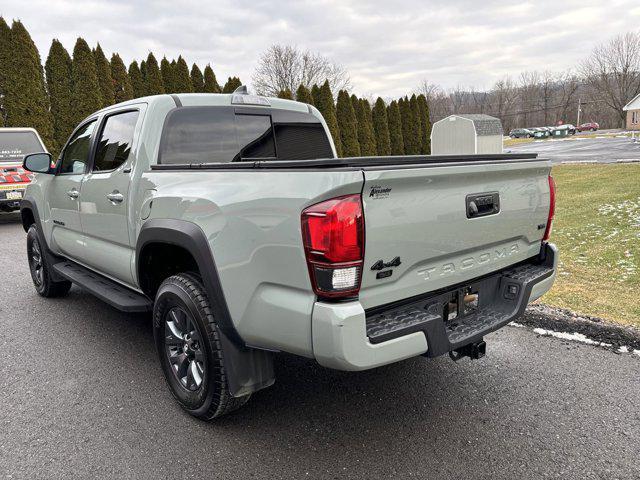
[543, 163, 640, 328]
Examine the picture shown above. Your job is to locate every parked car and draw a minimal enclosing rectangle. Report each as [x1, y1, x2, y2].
[561, 124, 576, 135]
[20, 90, 558, 420]
[0, 128, 44, 211]
[577, 122, 599, 132]
[509, 128, 532, 138]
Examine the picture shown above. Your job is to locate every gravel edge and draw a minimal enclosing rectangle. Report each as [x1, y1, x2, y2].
[519, 304, 640, 351]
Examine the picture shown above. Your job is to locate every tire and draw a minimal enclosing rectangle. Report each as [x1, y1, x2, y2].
[26, 225, 71, 297]
[153, 273, 250, 420]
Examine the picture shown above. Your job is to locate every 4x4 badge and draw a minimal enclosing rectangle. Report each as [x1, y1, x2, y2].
[371, 256, 401, 271]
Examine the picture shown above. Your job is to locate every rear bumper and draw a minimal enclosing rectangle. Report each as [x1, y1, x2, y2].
[312, 243, 557, 370]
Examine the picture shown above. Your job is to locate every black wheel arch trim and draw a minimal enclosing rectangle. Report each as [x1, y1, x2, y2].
[20, 199, 67, 283]
[137, 218, 275, 397]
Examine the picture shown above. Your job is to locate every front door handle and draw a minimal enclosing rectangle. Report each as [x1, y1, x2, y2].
[67, 189, 79, 199]
[106, 191, 124, 204]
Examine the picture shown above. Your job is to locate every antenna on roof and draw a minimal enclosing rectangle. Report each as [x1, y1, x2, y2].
[233, 85, 248, 95]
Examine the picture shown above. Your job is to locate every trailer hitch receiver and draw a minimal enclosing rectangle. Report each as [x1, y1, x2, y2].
[449, 340, 486, 362]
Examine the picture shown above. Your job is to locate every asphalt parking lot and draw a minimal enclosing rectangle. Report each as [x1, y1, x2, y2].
[507, 135, 640, 164]
[1, 213, 639, 479]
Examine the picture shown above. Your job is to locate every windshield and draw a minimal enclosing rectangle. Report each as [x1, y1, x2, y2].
[0, 131, 45, 163]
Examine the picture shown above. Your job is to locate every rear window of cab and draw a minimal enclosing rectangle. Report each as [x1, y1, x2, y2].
[0, 131, 45, 163]
[158, 106, 333, 164]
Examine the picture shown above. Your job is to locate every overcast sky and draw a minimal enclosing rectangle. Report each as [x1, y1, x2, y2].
[1, 0, 639, 98]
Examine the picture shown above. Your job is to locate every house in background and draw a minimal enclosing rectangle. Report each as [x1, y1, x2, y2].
[430, 114, 503, 155]
[623, 93, 640, 131]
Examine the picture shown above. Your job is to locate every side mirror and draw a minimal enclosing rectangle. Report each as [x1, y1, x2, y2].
[23, 152, 53, 174]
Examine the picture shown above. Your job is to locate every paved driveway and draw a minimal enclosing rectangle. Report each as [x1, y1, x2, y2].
[507, 135, 640, 164]
[1, 215, 638, 479]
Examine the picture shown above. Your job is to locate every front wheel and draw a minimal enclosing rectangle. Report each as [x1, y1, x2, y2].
[153, 273, 250, 420]
[26, 225, 71, 297]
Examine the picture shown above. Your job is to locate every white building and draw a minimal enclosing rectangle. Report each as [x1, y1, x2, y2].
[430, 114, 503, 155]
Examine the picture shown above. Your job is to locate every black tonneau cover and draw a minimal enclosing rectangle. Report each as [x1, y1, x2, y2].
[150, 153, 540, 171]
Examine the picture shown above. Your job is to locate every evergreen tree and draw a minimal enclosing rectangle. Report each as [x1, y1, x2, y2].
[222, 76, 242, 93]
[277, 89, 293, 99]
[160, 56, 175, 93]
[173, 56, 192, 93]
[310, 84, 322, 106]
[314, 81, 341, 156]
[203, 65, 221, 93]
[0, 17, 11, 122]
[190, 64, 204, 93]
[387, 100, 404, 155]
[355, 98, 377, 156]
[128, 60, 145, 98]
[139, 59, 147, 93]
[399, 96, 419, 155]
[409, 94, 422, 155]
[295, 84, 313, 105]
[45, 39, 74, 156]
[372, 97, 391, 156]
[111, 53, 133, 103]
[70, 37, 102, 126]
[336, 90, 360, 157]
[416, 94, 431, 154]
[145, 53, 164, 95]
[4, 20, 54, 147]
[93, 43, 114, 107]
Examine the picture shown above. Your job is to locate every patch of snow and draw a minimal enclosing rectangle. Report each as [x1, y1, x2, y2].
[617, 346, 629, 353]
[508, 322, 525, 328]
[634, 350, 640, 357]
[532, 327, 612, 348]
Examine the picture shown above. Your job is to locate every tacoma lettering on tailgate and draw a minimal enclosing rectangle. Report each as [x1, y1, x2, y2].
[417, 244, 520, 280]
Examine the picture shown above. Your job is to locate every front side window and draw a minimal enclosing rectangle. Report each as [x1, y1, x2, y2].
[59, 120, 96, 174]
[93, 111, 139, 171]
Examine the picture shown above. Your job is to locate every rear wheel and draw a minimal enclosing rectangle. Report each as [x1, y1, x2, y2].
[26, 225, 71, 297]
[153, 273, 250, 420]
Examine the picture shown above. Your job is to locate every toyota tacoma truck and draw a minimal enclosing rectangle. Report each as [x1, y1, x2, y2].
[0, 128, 44, 211]
[20, 89, 557, 420]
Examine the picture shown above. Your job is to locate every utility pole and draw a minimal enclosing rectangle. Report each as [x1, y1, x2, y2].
[576, 98, 582, 126]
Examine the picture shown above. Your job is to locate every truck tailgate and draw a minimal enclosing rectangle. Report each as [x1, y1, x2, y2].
[359, 160, 551, 310]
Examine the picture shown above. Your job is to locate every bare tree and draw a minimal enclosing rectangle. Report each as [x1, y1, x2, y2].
[518, 71, 541, 127]
[580, 31, 640, 127]
[252, 44, 351, 96]
[488, 76, 518, 131]
[418, 81, 451, 121]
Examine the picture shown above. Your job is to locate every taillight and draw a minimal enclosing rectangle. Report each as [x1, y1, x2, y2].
[301, 194, 364, 299]
[543, 175, 556, 241]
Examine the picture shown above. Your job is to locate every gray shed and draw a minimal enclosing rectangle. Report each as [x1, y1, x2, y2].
[430, 114, 503, 155]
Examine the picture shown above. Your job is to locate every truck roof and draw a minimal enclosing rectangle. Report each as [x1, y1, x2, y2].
[96, 93, 313, 115]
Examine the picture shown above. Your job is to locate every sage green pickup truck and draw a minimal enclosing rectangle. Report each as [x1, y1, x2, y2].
[20, 89, 557, 420]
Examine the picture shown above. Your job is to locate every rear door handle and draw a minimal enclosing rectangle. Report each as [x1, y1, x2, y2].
[66, 189, 79, 199]
[106, 191, 124, 204]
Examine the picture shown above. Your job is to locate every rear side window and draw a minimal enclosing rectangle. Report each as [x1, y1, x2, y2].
[93, 111, 139, 171]
[159, 106, 333, 164]
[0, 131, 44, 163]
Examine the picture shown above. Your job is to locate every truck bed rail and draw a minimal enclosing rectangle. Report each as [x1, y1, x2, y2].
[150, 153, 540, 171]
